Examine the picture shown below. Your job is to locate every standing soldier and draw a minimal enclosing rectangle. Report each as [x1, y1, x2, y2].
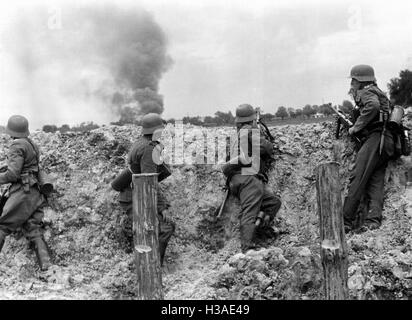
[115, 113, 175, 266]
[222, 104, 281, 253]
[343, 65, 395, 233]
[0, 115, 51, 271]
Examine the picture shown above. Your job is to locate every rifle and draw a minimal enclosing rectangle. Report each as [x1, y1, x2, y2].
[256, 108, 275, 143]
[215, 189, 229, 219]
[329, 105, 361, 144]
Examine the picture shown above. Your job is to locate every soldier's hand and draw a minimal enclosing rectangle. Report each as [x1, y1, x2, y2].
[264, 215, 271, 226]
[348, 127, 355, 136]
[160, 209, 170, 222]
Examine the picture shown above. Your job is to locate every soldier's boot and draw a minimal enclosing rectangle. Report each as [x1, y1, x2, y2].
[0, 231, 6, 254]
[32, 237, 52, 271]
[158, 218, 176, 266]
[240, 224, 257, 253]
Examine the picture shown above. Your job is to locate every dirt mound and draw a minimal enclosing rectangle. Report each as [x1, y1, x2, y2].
[0, 122, 411, 300]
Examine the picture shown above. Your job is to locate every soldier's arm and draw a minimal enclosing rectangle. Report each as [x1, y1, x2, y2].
[259, 136, 274, 158]
[351, 92, 380, 134]
[0, 141, 25, 184]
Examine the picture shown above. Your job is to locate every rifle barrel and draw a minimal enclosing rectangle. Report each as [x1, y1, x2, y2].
[328, 105, 354, 126]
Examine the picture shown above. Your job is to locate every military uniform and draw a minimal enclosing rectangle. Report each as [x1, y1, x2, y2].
[223, 122, 281, 252]
[0, 138, 46, 241]
[119, 135, 175, 265]
[343, 84, 395, 229]
[0, 115, 53, 270]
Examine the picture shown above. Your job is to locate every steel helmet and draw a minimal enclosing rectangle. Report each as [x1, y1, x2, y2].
[349, 64, 377, 82]
[141, 113, 165, 135]
[5, 115, 30, 138]
[235, 104, 256, 123]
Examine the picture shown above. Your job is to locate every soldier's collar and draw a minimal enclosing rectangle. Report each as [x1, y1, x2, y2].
[356, 84, 372, 97]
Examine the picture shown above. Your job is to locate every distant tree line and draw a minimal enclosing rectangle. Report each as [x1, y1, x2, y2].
[39, 102, 354, 131]
[42, 122, 100, 133]
[172, 103, 342, 126]
[176, 111, 236, 126]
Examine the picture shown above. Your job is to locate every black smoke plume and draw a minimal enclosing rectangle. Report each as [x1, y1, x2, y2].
[1, 4, 172, 125]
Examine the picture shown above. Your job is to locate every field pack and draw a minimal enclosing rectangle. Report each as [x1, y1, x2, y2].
[388, 106, 411, 158]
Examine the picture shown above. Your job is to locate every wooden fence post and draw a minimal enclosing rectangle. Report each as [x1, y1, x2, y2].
[315, 162, 349, 300]
[132, 173, 163, 300]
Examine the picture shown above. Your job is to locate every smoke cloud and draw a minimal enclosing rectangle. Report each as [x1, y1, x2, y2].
[0, 4, 172, 127]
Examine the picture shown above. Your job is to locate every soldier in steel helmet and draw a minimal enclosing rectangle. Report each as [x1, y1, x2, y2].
[116, 113, 175, 265]
[343, 65, 395, 233]
[0, 115, 52, 271]
[221, 104, 281, 253]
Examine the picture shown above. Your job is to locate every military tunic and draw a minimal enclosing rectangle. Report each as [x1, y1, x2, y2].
[0, 138, 45, 240]
[119, 135, 175, 264]
[343, 85, 395, 229]
[223, 124, 281, 252]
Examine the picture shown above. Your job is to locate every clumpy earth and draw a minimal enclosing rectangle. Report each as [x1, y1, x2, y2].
[0, 121, 411, 300]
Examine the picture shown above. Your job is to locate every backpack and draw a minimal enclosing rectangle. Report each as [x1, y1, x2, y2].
[387, 105, 411, 158]
[393, 125, 411, 158]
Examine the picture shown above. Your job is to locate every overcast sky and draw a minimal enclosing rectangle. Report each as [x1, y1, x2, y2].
[1, 0, 412, 129]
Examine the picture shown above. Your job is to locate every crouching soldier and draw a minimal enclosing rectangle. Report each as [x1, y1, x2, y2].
[0, 115, 51, 271]
[343, 65, 395, 233]
[222, 104, 281, 253]
[114, 113, 175, 265]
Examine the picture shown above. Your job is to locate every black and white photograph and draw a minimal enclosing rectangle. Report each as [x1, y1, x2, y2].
[0, 0, 412, 304]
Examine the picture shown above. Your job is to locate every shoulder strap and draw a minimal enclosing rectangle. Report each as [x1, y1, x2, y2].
[24, 138, 41, 173]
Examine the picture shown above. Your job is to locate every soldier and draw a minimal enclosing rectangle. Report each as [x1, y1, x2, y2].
[0, 115, 51, 271]
[117, 113, 175, 265]
[222, 104, 281, 253]
[343, 65, 395, 233]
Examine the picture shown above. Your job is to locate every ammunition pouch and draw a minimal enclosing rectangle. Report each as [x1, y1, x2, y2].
[20, 172, 34, 193]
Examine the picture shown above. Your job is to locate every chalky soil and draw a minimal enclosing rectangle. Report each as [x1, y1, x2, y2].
[0, 122, 411, 300]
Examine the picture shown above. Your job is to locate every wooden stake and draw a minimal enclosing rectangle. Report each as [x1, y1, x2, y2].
[316, 162, 349, 300]
[132, 173, 163, 300]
